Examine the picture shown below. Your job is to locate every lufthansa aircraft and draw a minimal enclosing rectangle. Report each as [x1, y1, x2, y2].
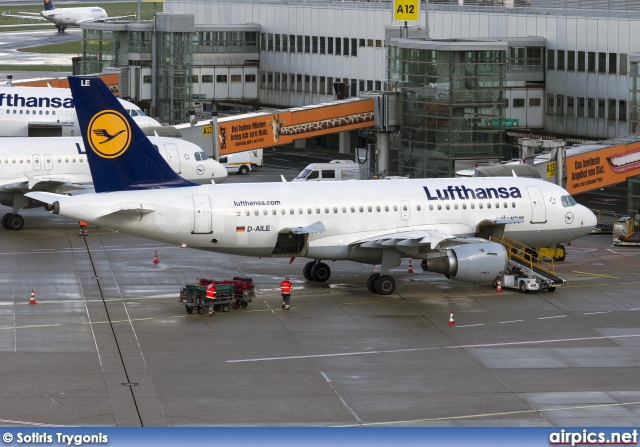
[2, 136, 227, 230]
[27, 77, 598, 295]
[0, 85, 160, 137]
[1, 0, 134, 33]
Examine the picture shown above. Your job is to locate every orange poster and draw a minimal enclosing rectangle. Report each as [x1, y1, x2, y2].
[217, 98, 374, 155]
[566, 142, 640, 194]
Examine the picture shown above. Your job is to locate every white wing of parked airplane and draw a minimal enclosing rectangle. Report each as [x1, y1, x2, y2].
[26, 76, 598, 296]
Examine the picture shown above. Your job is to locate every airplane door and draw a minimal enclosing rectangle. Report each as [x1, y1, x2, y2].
[164, 143, 181, 173]
[33, 155, 41, 171]
[192, 194, 212, 234]
[527, 186, 547, 224]
[400, 200, 410, 221]
[44, 154, 53, 171]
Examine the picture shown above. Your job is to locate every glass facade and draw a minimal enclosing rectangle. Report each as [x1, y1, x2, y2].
[156, 32, 193, 123]
[629, 59, 640, 134]
[388, 42, 507, 178]
[81, 29, 119, 75]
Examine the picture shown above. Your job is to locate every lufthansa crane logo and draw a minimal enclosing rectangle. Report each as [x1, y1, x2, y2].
[87, 110, 131, 159]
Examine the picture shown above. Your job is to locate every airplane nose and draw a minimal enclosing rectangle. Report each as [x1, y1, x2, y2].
[582, 206, 598, 230]
[214, 165, 228, 183]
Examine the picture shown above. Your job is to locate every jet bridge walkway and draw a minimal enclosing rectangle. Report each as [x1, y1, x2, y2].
[491, 236, 566, 290]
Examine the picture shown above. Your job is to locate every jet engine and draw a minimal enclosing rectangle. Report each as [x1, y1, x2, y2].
[421, 242, 507, 283]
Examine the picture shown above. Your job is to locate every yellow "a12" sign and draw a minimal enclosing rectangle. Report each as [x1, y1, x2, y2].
[393, 0, 420, 21]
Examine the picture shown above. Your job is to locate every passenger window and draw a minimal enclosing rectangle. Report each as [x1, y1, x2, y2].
[281, 209, 285, 215]
[316, 208, 320, 214]
[254, 210, 259, 216]
[479, 204, 484, 209]
[236, 211, 241, 216]
[359, 206, 363, 213]
[437, 204, 442, 210]
[351, 207, 355, 213]
[487, 203, 491, 209]
[393, 205, 398, 211]
[272, 209, 276, 215]
[446, 204, 450, 210]
[511, 202, 516, 208]
[263, 210, 268, 215]
[367, 206, 372, 212]
[429, 204, 433, 210]
[333, 207, 338, 213]
[385, 205, 389, 212]
[298, 208, 303, 214]
[245, 210, 250, 216]
[342, 207, 346, 213]
[416, 204, 421, 211]
[376, 206, 380, 212]
[307, 208, 312, 214]
[471, 204, 475, 209]
[462, 204, 466, 209]
[325, 207, 329, 213]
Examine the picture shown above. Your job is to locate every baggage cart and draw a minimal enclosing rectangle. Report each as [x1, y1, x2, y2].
[179, 282, 235, 315]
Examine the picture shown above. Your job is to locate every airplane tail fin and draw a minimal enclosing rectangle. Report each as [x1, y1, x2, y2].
[68, 76, 196, 193]
[43, 0, 55, 11]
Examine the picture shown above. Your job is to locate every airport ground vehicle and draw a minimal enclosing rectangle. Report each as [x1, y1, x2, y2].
[292, 160, 362, 182]
[219, 152, 252, 175]
[218, 149, 263, 174]
[491, 237, 565, 293]
[179, 277, 255, 314]
[613, 215, 640, 246]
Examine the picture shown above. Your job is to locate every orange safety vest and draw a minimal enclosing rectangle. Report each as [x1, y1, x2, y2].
[206, 283, 216, 299]
[79, 221, 87, 228]
[280, 280, 292, 294]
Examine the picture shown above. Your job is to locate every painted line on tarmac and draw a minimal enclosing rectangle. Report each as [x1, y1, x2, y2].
[336, 400, 640, 426]
[226, 333, 640, 363]
[0, 318, 153, 330]
[572, 271, 619, 278]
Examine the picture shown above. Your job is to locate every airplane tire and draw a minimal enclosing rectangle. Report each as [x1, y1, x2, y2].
[366, 274, 380, 293]
[7, 214, 24, 231]
[374, 275, 395, 295]
[303, 261, 315, 281]
[311, 262, 330, 282]
[1, 213, 10, 229]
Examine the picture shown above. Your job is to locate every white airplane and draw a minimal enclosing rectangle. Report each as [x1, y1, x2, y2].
[1, 0, 134, 33]
[2, 136, 227, 230]
[0, 85, 160, 137]
[27, 76, 598, 295]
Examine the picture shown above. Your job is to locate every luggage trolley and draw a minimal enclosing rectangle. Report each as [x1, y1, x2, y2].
[179, 282, 235, 315]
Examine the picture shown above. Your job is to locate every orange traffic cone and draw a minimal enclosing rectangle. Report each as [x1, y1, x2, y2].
[29, 289, 37, 305]
[153, 250, 159, 264]
[496, 280, 502, 293]
[448, 311, 455, 326]
[407, 260, 414, 273]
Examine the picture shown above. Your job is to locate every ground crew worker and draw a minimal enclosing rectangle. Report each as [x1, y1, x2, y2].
[280, 277, 292, 310]
[78, 221, 88, 236]
[206, 282, 216, 316]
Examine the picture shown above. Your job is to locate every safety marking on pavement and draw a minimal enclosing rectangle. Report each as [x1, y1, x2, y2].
[584, 311, 609, 315]
[456, 324, 486, 328]
[499, 320, 523, 324]
[572, 271, 619, 278]
[336, 400, 640, 426]
[0, 417, 64, 427]
[537, 315, 567, 320]
[226, 333, 640, 363]
[0, 318, 153, 330]
[333, 299, 387, 306]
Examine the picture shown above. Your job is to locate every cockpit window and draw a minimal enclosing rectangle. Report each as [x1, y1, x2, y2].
[296, 169, 312, 180]
[129, 109, 139, 117]
[561, 195, 578, 207]
[200, 152, 208, 159]
[136, 109, 148, 117]
[195, 152, 201, 161]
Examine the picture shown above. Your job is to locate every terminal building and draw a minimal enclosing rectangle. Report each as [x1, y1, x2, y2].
[77, 0, 640, 184]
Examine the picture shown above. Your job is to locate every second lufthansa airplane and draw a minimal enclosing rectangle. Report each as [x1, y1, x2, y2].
[28, 76, 598, 295]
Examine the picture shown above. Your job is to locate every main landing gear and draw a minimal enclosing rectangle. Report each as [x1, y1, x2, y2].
[1, 213, 24, 231]
[302, 260, 396, 295]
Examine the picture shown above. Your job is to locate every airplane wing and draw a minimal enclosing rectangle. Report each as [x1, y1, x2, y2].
[282, 221, 325, 234]
[1, 177, 91, 193]
[1, 12, 46, 21]
[76, 14, 136, 24]
[351, 230, 490, 250]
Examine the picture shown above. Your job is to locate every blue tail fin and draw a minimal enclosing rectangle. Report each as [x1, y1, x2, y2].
[68, 76, 196, 193]
[43, 0, 55, 11]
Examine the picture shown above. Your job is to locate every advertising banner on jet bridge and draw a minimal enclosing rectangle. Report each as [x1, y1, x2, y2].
[565, 141, 640, 194]
[216, 98, 374, 156]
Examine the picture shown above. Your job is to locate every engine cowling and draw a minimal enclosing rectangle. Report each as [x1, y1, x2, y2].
[421, 242, 507, 284]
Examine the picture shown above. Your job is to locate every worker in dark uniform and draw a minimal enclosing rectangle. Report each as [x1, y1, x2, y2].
[206, 282, 216, 316]
[280, 277, 292, 310]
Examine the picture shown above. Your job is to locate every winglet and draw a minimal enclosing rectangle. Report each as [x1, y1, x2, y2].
[281, 175, 288, 183]
[68, 76, 197, 193]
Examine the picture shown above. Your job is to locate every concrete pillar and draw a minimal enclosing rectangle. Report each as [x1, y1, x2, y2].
[376, 131, 390, 177]
[294, 138, 306, 149]
[338, 131, 350, 155]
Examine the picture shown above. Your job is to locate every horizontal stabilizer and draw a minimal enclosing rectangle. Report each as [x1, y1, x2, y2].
[284, 221, 325, 234]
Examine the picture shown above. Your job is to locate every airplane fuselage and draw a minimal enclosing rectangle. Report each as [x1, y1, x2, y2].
[0, 87, 159, 137]
[49, 177, 597, 263]
[41, 7, 106, 25]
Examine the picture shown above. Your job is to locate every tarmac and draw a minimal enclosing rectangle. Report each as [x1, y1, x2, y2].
[2, 191, 640, 427]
